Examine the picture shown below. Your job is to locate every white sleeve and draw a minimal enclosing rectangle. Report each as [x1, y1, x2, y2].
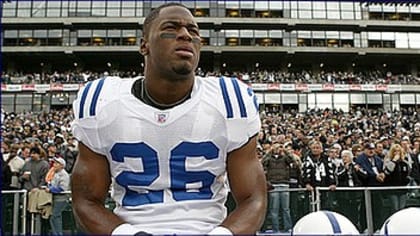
[71, 78, 108, 155]
[223, 77, 261, 152]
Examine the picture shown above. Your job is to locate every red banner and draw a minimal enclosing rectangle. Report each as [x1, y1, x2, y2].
[50, 83, 64, 91]
[322, 84, 335, 91]
[22, 84, 35, 91]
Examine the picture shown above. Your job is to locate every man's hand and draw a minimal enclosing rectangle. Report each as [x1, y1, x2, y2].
[376, 173, 385, 182]
[305, 183, 314, 192]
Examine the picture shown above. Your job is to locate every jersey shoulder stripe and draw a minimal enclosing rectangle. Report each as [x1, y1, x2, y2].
[78, 82, 93, 119]
[218, 76, 251, 119]
[89, 78, 106, 116]
[230, 77, 247, 118]
[78, 78, 106, 119]
[218, 77, 233, 118]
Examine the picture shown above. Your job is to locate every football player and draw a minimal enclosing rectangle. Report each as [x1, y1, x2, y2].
[70, 2, 267, 235]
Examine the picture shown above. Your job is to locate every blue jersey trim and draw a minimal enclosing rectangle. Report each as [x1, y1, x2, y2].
[383, 219, 390, 236]
[230, 78, 247, 118]
[79, 82, 93, 119]
[90, 78, 105, 116]
[247, 87, 259, 112]
[325, 211, 341, 234]
[219, 77, 233, 118]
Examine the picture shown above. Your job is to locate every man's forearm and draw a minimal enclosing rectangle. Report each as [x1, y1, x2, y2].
[73, 198, 125, 234]
[220, 194, 266, 234]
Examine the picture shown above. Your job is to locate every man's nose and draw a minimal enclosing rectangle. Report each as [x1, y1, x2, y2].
[177, 26, 193, 42]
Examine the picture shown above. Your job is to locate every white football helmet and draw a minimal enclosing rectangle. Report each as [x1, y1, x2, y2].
[292, 210, 359, 235]
[380, 207, 420, 235]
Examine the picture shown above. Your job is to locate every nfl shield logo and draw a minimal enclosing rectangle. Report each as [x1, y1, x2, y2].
[156, 112, 168, 123]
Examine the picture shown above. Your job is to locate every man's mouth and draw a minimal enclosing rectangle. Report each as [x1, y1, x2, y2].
[175, 47, 194, 57]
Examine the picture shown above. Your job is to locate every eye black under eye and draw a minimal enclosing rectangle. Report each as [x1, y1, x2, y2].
[164, 25, 176, 30]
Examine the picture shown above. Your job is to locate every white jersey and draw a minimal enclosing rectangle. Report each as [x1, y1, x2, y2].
[71, 76, 260, 234]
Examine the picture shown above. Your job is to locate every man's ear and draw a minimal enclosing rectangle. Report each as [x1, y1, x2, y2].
[140, 37, 149, 56]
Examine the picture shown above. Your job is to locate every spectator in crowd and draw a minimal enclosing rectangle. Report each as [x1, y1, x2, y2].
[285, 141, 302, 189]
[53, 134, 67, 158]
[4, 144, 25, 189]
[19, 146, 50, 235]
[19, 146, 32, 162]
[62, 137, 78, 173]
[302, 140, 336, 210]
[375, 142, 386, 160]
[3, 69, 419, 85]
[2, 151, 13, 190]
[45, 157, 70, 236]
[383, 143, 411, 213]
[19, 146, 49, 192]
[356, 143, 385, 186]
[336, 150, 367, 230]
[327, 147, 342, 174]
[284, 141, 304, 225]
[355, 142, 385, 232]
[45, 143, 58, 165]
[262, 143, 296, 233]
[351, 144, 363, 161]
[410, 138, 420, 187]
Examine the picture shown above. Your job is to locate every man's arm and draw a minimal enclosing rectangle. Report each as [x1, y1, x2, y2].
[221, 136, 267, 234]
[71, 142, 125, 234]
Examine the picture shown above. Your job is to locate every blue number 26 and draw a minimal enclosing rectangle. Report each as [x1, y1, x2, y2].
[110, 141, 219, 206]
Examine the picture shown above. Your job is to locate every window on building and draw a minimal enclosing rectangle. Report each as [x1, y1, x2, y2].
[46, 1, 62, 17]
[78, 30, 92, 46]
[18, 30, 35, 46]
[313, 2, 326, 19]
[17, 1, 31, 17]
[34, 29, 48, 46]
[107, 1, 121, 17]
[92, 1, 106, 17]
[269, 30, 283, 46]
[369, 12, 383, 20]
[199, 30, 210, 46]
[92, 30, 106, 46]
[326, 1, 340, 19]
[122, 30, 137, 46]
[2, 1, 17, 17]
[297, 31, 311, 46]
[32, 1, 47, 17]
[226, 38, 239, 46]
[409, 32, 420, 48]
[312, 31, 326, 47]
[77, 1, 92, 17]
[3, 30, 18, 46]
[340, 31, 354, 47]
[48, 29, 63, 46]
[395, 32, 409, 48]
[107, 29, 122, 46]
[341, 2, 355, 19]
[121, 1, 136, 17]
[368, 40, 382, 48]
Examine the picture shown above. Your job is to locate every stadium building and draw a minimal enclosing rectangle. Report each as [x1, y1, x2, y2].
[2, 0, 420, 113]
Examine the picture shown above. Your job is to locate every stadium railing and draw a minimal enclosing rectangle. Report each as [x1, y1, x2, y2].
[2, 186, 420, 235]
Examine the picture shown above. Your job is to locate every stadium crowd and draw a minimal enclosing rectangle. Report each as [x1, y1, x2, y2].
[2, 69, 420, 85]
[2, 106, 420, 233]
